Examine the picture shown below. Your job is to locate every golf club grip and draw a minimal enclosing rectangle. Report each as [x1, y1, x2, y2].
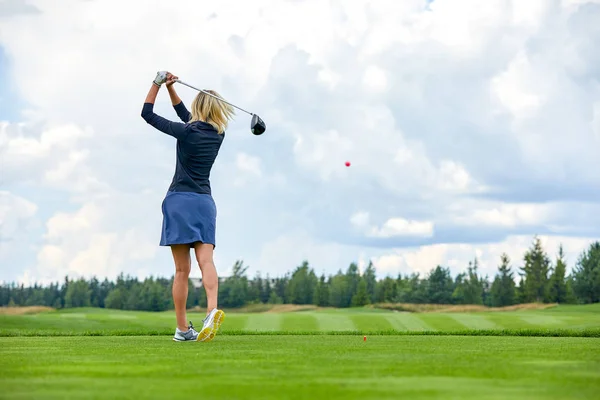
[175, 80, 252, 116]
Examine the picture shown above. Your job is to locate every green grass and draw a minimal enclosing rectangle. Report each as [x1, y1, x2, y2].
[1, 336, 599, 399]
[1, 305, 599, 399]
[2, 304, 599, 337]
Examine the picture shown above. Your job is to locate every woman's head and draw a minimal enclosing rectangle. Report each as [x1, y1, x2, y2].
[188, 90, 235, 134]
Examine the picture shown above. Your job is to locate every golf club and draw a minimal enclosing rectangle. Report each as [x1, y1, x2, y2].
[175, 79, 266, 135]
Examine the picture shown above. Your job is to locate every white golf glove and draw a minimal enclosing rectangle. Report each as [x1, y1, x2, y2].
[153, 71, 168, 86]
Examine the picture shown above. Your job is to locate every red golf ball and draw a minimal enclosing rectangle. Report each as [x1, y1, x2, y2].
[345, 161, 351, 167]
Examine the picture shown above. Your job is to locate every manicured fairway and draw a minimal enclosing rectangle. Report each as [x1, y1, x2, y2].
[1, 335, 599, 399]
[1, 304, 599, 336]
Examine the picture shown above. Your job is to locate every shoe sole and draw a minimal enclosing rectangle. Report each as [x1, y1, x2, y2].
[173, 337, 195, 342]
[211, 310, 225, 339]
[198, 310, 225, 343]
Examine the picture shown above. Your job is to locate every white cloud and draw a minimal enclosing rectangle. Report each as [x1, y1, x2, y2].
[350, 211, 370, 228]
[368, 218, 434, 238]
[350, 211, 433, 239]
[451, 202, 552, 228]
[0, 191, 38, 260]
[233, 152, 263, 186]
[491, 51, 543, 119]
[363, 65, 388, 93]
[593, 102, 600, 140]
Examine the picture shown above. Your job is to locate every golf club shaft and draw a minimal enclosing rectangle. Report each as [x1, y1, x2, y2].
[175, 79, 253, 116]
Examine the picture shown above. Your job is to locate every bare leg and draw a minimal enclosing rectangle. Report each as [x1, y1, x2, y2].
[171, 244, 191, 331]
[193, 243, 218, 315]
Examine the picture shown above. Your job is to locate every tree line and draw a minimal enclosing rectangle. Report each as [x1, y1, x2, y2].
[1, 237, 599, 311]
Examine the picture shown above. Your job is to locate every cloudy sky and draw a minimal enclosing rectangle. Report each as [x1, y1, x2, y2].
[1, 0, 599, 285]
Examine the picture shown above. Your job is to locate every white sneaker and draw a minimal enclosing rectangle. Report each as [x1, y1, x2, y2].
[197, 308, 225, 342]
[172, 321, 200, 342]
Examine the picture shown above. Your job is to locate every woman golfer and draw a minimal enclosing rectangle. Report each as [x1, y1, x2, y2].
[141, 71, 232, 342]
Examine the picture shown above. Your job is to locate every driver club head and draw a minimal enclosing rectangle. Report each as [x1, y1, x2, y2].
[251, 114, 266, 135]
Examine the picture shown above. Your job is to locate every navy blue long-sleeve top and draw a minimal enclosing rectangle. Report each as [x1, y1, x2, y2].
[141, 101, 225, 195]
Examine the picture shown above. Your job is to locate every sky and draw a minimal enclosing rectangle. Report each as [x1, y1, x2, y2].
[1, 0, 599, 285]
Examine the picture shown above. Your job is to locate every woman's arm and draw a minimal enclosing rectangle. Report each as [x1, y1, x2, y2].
[144, 81, 160, 104]
[166, 73, 192, 123]
[141, 72, 188, 140]
[166, 75, 182, 105]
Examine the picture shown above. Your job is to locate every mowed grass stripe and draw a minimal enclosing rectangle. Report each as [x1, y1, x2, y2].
[350, 314, 394, 332]
[312, 312, 356, 331]
[385, 313, 435, 331]
[244, 313, 281, 331]
[418, 314, 466, 331]
[449, 314, 500, 330]
[382, 314, 408, 331]
[520, 314, 565, 328]
[218, 314, 248, 332]
[280, 313, 319, 331]
[483, 313, 536, 330]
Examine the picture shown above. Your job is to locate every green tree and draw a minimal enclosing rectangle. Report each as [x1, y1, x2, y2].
[64, 279, 91, 308]
[219, 260, 249, 308]
[351, 278, 370, 307]
[452, 259, 484, 305]
[363, 261, 377, 303]
[272, 276, 289, 303]
[549, 245, 568, 303]
[452, 272, 466, 304]
[268, 291, 283, 304]
[490, 253, 516, 307]
[564, 275, 578, 304]
[402, 273, 427, 303]
[426, 266, 454, 304]
[286, 261, 318, 304]
[262, 275, 272, 304]
[246, 272, 261, 304]
[463, 259, 484, 305]
[104, 287, 126, 309]
[329, 271, 349, 308]
[376, 276, 398, 303]
[314, 274, 330, 307]
[481, 275, 493, 306]
[139, 277, 169, 311]
[519, 236, 551, 303]
[185, 278, 200, 309]
[572, 241, 600, 303]
[516, 276, 526, 304]
[345, 263, 361, 305]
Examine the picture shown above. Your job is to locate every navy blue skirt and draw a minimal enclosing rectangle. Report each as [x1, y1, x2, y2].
[160, 191, 217, 247]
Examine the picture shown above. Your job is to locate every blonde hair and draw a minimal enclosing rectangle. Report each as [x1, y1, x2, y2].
[188, 90, 235, 134]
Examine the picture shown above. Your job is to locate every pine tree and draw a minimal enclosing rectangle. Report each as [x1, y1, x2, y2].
[451, 273, 466, 304]
[351, 279, 369, 307]
[463, 259, 484, 305]
[516, 276, 525, 304]
[519, 236, 551, 303]
[314, 274, 330, 307]
[363, 261, 377, 304]
[549, 245, 568, 303]
[564, 275, 578, 304]
[426, 266, 454, 304]
[572, 241, 600, 303]
[345, 263, 360, 306]
[491, 253, 516, 307]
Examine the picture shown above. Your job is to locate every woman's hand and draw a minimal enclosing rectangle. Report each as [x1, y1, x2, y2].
[166, 72, 179, 87]
[153, 71, 168, 87]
